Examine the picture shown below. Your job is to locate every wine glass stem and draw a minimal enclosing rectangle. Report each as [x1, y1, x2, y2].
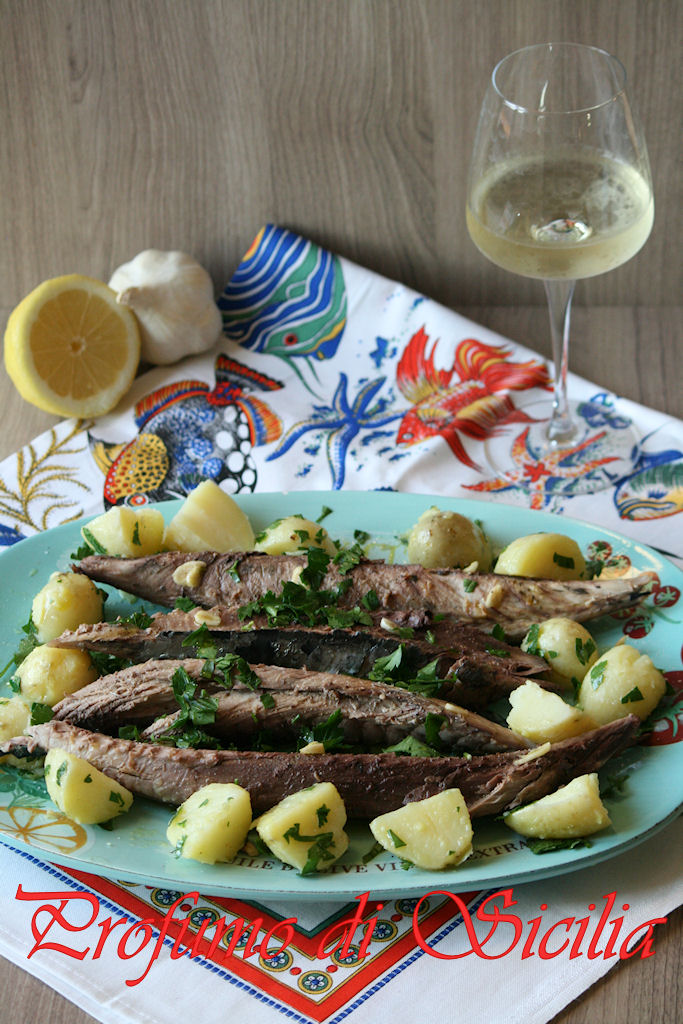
[543, 278, 577, 444]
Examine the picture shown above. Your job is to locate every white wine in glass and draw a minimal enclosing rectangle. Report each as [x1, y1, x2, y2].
[466, 43, 653, 490]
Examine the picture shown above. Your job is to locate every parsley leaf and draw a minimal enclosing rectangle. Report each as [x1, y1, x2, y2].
[299, 708, 348, 752]
[463, 578, 477, 593]
[553, 552, 575, 570]
[590, 660, 608, 690]
[525, 836, 591, 855]
[174, 596, 197, 612]
[29, 702, 54, 725]
[316, 505, 333, 523]
[621, 686, 644, 704]
[575, 637, 597, 666]
[388, 829, 406, 849]
[282, 823, 337, 875]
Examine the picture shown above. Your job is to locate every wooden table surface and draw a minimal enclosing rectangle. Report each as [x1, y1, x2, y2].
[1, 1, 681, 1021]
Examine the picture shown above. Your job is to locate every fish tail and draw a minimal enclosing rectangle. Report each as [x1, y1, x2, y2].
[397, 327, 451, 401]
[455, 339, 550, 393]
[235, 395, 283, 446]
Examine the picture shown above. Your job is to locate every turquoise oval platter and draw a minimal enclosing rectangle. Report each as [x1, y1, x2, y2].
[0, 491, 681, 900]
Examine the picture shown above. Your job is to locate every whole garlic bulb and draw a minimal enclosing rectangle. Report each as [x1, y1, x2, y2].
[108, 250, 223, 365]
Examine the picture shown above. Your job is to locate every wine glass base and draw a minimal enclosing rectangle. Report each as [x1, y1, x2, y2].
[483, 398, 639, 496]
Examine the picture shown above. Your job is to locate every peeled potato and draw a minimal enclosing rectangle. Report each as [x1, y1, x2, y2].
[16, 645, 98, 706]
[31, 572, 104, 642]
[83, 506, 165, 557]
[521, 618, 599, 688]
[44, 748, 133, 824]
[167, 783, 252, 864]
[507, 680, 597, 744]
[494, 533, 585, 580]
[370, 789, 473, 870]
[407, 508, 492, 571]
[255, 515, 335, 556]
[0, 696, 31, 743]
[578, 644, 666, 725]
[504, 773, 610, 839]
[163, 480, 255, 552]
[255, 782, 348, 873]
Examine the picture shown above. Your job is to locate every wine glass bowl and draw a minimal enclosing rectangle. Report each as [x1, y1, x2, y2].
[466, 43, 653, 482]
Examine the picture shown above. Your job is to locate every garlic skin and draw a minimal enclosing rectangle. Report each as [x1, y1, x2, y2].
[108, 250, 223, 365]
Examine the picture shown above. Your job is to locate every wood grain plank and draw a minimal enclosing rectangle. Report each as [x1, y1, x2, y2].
[1, 0, 681, 312]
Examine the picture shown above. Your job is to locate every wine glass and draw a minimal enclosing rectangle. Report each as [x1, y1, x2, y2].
[466, 43, 653, 492]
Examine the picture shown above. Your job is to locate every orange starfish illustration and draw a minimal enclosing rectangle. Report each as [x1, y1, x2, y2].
[466, 426, 619, 508]
[395, 329, 551, 469]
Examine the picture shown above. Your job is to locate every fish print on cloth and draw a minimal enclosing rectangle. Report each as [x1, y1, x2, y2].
[265, 374, 404, 489]
[613, 447, 683, 520]
[394, 329, 551, 470]
[218, 224, 347, 394]
[90, 354, 283, 506]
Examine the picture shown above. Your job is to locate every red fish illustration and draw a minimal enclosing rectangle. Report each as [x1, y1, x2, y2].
[395, 329, 551, 469]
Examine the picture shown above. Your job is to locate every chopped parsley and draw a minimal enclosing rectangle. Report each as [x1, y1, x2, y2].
[83, 774, 92, 783]
[174, 596, 196, 612]
[299, 708, 348, 752]
[316, 506, 333, 523]
[80, 526, 107, 555]
[525, 836, 591, 855]
[316, 804, 330, 826]
[260, 692, 276, 710]
[119, 724, 141, 741]
[109, 790, 125, 807]
[118, 610, 154, 629]
[388, 829, 406, 849]
[491, 623, 506, 643]
[552, 552, 575, 570]
[29, 702, 54, 725]
[282, 823, 337, 875]
[383, 735, 441, 757]
[575, 637, 597, 666]
[362, 840, 385, 864]
[589, 660, 608, 691]
[621, 686, 644, 704]
[462, 578, 478, 593]
[0, 614, 39, 678]
[55, 761, 68, 786]
[131, 522, 141, 546]
[424, 712, 446, 750]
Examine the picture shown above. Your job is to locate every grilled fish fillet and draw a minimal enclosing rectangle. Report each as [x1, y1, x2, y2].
[6, 716, 638, 818]
[51, 609, 552, 709]
[53, 658, 528, 754]
[75, 552, 651, 641]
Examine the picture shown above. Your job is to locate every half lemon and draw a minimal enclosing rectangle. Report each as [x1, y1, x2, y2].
[4, 274, 141, 417]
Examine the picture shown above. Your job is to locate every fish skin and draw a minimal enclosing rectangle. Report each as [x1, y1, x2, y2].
[74, 552, 652, 641]
[51, 609, 551, 710]
[11, 716, 639, 818]
[54, 658, 528, 754]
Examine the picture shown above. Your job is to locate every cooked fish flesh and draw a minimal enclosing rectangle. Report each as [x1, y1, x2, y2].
[52, 609, 551, 709]
[7, 716, 638, 818]
[53, 658, 528, 754]
[75, 551, 652, 640]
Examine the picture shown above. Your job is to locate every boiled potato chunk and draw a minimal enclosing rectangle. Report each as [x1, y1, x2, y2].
[507, 681, 597, 744]
[255, 515, 335, 556]
[407, 507, 492, 571]
[32, 572, 104, 642]
[504, 774, 610, 838]
[578, 644, 666, 725]
[0, 696, 31, 742]
[163, 480, 255, 552]
[16, 645, 98, 705]
[370, 789, 473, 870]
[83, 506, 165, 557]
[44, 749, 133, 824]
[494, 533, 585, 580]
[167, 783, 252, 864]
[521, 618, 598, 689]
[255, 782, 348, 873]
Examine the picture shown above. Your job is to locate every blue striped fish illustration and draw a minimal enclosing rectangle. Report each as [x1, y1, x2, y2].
[218, 225, 347, 389]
